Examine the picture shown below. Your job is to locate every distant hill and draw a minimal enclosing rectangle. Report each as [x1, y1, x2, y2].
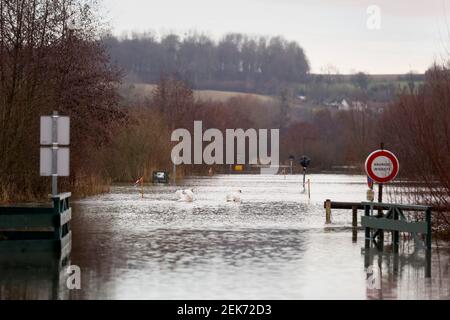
[105, 32, 310, 95]
[309, 74, 424, 82]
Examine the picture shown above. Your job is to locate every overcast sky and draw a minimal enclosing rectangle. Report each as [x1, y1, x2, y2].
[102, 0, 450, 74]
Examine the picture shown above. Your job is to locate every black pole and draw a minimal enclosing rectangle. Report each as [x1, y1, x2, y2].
[303, 167, 306, 189]
[425, 207, 432, 278]
[393, 208, 399, 254]
[364, 204, 371, 268]
[378, 142, 385, 205]
[377, 143, 385, 250]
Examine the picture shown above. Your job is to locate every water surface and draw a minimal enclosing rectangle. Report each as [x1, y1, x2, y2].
[1, 174, 449, 299]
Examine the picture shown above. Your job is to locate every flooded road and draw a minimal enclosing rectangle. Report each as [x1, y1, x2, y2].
[1, 174, 449, 299]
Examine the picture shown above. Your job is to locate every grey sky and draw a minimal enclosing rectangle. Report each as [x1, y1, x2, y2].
[102, 0, 450, 74]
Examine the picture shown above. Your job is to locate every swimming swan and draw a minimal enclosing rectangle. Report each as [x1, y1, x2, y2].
[226, 190, 242, 203]
[176, 189, 194, 202]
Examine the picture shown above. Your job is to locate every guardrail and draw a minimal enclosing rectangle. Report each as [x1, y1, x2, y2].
[323, 199, 434, 277]
[0, 193, 72, 258]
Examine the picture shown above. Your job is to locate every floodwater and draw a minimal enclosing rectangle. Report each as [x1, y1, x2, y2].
[1, 174, 449, 300]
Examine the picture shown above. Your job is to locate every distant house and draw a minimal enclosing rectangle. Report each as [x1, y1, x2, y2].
[350, 100, 367, 111]
[338, 99, 350, 111]
[324, 98, 369, 111]
[324, 98, 350, 110]
[368, 101, 389, 113]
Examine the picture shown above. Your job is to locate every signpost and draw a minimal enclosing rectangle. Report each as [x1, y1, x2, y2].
[299, 155, 311, 190]
[365, 147, 399, 250]
[365, 149, 399, 184]
[40, 111, 70, 196]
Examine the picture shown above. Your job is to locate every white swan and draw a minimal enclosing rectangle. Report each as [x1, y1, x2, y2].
[226, 190, 242, 203]
[176, 189, 194, 202]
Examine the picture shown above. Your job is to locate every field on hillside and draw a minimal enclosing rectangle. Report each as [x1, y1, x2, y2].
[119, 83, 275, 104]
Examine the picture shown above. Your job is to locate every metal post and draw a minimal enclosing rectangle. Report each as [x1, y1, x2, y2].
[364, 204, 371, 268]
[303, 167, 306, 190]
[393, 208, 399, 254]
[352, 206, 358, 242]
[393, 252, 399, 275]
[425, 207, 432, 278]
[377, 143, 385, 248]
[51, 111, 59, 197]
[289, 159, 293, 175]
[426, 208, 432, 251]
[365, 204, 371, 250]
[53, 196, 62, 240]
[173, 162, 177, 185]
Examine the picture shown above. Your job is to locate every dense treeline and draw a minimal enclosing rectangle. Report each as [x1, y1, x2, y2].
[0, 0, 125, 202]
[104, 32, 310, 94]
[383, 65, 450, 232]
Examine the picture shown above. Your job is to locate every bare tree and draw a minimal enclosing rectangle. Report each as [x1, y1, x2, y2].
[0, 0, 124, 201]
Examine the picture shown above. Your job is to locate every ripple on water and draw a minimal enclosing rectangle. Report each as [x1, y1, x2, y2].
[1, 174, 449, 300]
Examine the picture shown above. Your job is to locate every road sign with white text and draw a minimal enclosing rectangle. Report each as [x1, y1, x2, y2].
[365, 149, 399, 184]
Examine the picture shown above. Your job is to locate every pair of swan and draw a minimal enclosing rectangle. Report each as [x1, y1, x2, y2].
[175, 189, 242, 203]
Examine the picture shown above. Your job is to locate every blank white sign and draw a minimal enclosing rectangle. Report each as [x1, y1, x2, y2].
[40, 116, 70, 145]
[40, 148, 70, 176]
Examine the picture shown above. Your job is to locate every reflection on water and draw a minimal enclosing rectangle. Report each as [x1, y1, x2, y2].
[0, 253, 71, 300]
[1, 174, 449, 299]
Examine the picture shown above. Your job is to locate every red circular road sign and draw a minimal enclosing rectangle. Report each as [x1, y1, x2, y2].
[365, 150, 399, 184]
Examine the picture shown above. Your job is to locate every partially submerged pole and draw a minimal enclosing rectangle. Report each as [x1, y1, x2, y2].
[364, 204, 371, 251]
[425, 207, 432, 278]
[173, 155, 177, 185]
[377, 142, 385, 248]
[303, 167, 306, 190]
[325, 199, 332, 224]
[393, 207, 399, 253]
[173, 162, 177, 185]
[308, 179, 311, 200]
[352, 206, 358, 242]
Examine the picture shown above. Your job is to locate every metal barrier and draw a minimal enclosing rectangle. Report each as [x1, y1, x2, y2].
[0, 193, 72, 258]
[324, 200, 434, 277]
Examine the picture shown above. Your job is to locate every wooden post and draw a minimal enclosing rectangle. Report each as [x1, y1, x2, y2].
[352, 206, 358, 242]
[325, 199, 332, 224]
[308, 179, 311, 200]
